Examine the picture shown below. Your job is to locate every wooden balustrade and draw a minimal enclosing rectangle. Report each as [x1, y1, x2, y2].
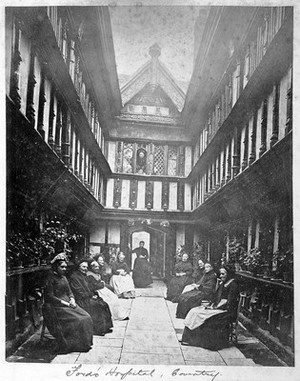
[237, 271, 293, 350]
[6, 266, 51, 353]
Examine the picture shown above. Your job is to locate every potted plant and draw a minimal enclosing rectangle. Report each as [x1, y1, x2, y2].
[7, 233, 28, 269]
[274, 249, 293, 282]
[227, 238, 246, 271]
[242, 247, 264, 275]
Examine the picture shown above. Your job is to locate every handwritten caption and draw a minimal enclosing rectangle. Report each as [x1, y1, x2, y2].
[65, 364, 221, 381]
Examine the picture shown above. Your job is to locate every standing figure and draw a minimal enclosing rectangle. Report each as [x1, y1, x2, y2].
[165, 253, 193, 302]
[131, 241, 152, 288]
[44, 253, 93, 353]
[110, 252, 135, 299]
[69, 259, 113, 336]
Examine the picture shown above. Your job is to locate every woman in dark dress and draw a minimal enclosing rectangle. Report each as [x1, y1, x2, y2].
[132, 241, 152, 288]
[87, 260, 129, 321]
[176, 262, 217, 318]
[44, 253, 93, 353]
[181, 265, 240, 350]
[96, 255, 114, 291]
[166, 253, 193, 302]
[110, 252, 135, 298]
[181, 258, 205, 294]
[69, 259, 113, 336]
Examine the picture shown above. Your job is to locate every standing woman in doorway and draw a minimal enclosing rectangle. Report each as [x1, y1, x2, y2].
[131, 241, 153, 288]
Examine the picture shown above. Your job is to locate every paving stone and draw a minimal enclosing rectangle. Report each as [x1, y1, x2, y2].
[119, 352, 185, 365]
[122, 337, 183, 355]
[123, 330, 180, 348]
[101, 326, 127, 338]
[185, 360, 226, 365]
[92, 337, 123, 347]
[51, 352, 80, 364]
[76, 347, 121, 364]
[218, 346, 246, 359]
[127, 320, 172, 331]
[181, 345, 224, 362]
[224, 358, 257, 366]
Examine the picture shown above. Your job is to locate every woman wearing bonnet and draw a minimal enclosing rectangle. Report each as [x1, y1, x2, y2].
[87, 260, 129, 321]
[44, 253, 93, 353]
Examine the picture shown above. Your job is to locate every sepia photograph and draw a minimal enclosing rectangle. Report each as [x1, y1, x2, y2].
[2, 0, 298, 380]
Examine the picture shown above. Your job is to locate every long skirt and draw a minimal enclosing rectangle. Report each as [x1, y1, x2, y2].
[96, 287, 129, 320]
[133, 258, 152, 288]
[110, 274, 135, 296]
[44, 303, 93, 353]
[182, 309, 231, 351]
[176, 289, 205, 318]
[166, 275, 193, 302]
[87, 298, 113, 335]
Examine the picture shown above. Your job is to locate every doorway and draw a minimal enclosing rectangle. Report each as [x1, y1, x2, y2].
[131, 231, 150, 269]
[129, 227, 166, 278]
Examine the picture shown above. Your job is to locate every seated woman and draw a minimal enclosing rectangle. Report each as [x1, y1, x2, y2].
[69, 259, 113, 336]
[87, 260, 130, 321]
[110, 252, 135, 299]
[132, 241, 152, 288]
[95, 255, 114, 291]
[181, 265, 239, 350]
[176, 262, 217, 318]
[44, 253, 93, 353]
[166, 253, 193, 302]
[182, 258, 205, 294]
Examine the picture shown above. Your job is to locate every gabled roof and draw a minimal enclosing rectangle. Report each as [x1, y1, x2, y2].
[120, 44, 186, 112]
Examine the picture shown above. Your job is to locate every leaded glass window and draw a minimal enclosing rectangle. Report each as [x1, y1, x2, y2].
[153, 145, 165, 175]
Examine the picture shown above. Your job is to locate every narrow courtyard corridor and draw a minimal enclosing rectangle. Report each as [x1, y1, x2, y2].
[7, 280, 288, 366]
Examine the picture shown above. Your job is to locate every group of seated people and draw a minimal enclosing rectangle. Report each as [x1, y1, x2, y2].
[44, 243, 153, 354]
[166, 253, 239, 350]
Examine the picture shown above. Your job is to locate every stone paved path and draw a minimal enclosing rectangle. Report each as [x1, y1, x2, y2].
[51, 280, 257, 366]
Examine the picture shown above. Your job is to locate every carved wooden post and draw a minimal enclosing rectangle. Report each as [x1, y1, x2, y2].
[74, 136, 79, 176]
[226, 142, 232, 182]
[232, 126, 240, 177]
[221, 148, 226, 186]
[47, 84, 55, 149]
[242, 122, 249, 170]
[55, 99, 62, 157]
[259, 98, 268, 157]
[61, 107, 71, 167]
[270, 83, 280, 147]
[285, 67, 292, 135]
[129, 179, 138, 209]
[162, 180, 169, 210]
[249, 110, 257, 165]
[113, 178, 122, 208]
[145, 181, 153, 210]
[177, 180, 185, 211]
[10, 19, 22, 110]
[37, 66, 46, 140]
[26, 47, 36, 127]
